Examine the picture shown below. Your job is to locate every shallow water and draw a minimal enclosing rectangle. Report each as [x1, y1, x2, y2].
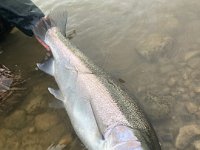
[1, 0, 200, 149]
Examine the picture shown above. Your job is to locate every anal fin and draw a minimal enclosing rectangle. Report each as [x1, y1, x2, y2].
[48, 87, 64, 101]
[37, 58, 54, 76]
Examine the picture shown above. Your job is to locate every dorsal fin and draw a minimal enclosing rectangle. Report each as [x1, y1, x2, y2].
[47, 5, 68, 37]
[33, 5, 68, 41]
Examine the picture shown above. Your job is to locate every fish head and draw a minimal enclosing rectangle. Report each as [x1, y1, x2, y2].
[103, 125, 147, 150]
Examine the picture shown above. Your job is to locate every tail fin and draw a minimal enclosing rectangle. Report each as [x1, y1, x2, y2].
[33, 5, 68, 41]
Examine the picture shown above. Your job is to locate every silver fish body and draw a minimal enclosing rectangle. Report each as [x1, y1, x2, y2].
[33, 12, 161, 150]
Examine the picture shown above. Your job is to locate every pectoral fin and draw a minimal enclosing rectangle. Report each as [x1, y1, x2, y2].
[89, 100, 105, 140]
[48, 87, 64, 101]
[37, 58, 54, 76]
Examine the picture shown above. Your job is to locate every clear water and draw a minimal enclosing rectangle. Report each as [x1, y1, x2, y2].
[1, 0, 200, 149]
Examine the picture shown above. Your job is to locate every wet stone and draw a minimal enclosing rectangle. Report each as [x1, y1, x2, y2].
[136, 34, 173, 61]
[35, 112, 60, 131]
[4, 110, 27, 129]
[175, 124, 200, 149]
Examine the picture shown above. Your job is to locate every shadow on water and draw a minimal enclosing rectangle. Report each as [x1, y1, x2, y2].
[1, 0, 200, 149]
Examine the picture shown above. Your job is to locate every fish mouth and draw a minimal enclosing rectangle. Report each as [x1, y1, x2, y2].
[35, 35, 51, 51]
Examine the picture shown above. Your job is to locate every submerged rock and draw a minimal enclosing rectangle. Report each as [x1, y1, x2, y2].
[25, 95, 47, 115]
[185, 102, 198, 114]
[5, 135, 21, 150]
[34, 112, 60, 131]
[4, 110, 27, 129]
[175, 124, 200, 149]
[193, 140, 200, 150]
[136, 34, 173, 61]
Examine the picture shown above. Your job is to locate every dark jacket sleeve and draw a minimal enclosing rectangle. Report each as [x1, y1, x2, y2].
[0, 0, 44, 36]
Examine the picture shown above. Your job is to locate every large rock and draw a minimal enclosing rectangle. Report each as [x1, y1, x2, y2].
[34, 112, 60, 131]
[175, 124, 200, 149]
[136, 34, 173, 61]
[4, 110, 27, 129]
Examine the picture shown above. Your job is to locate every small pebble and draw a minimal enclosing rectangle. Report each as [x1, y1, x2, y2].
[28, 127, 35, 133]
[194, 87, 200, 93]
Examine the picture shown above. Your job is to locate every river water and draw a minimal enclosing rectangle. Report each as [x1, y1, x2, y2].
[1, 0, 200, 149]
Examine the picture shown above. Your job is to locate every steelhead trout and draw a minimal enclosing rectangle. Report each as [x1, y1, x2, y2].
[33, 7, 161, 150]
